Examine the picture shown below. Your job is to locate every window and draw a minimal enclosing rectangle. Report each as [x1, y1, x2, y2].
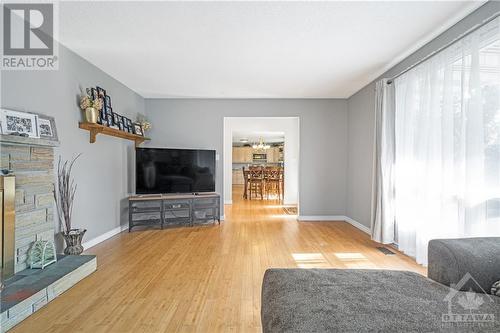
[393, 17, 500, 265]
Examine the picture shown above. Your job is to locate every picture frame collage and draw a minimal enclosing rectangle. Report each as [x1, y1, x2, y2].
[86, 86, 144, 136]
[0, 109, 58, 141]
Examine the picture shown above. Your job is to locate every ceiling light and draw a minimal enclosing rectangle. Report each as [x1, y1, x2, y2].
[252, 137, 271, 150]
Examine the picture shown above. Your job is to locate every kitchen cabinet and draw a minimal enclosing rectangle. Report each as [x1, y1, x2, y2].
[232, 147, 242, 162]
[232, 147, 253, 163]
[232, 146, 282, 163]
[267, 148, 275, 163]
[244, 147, 253, 162]
[267, 147, 281, 163]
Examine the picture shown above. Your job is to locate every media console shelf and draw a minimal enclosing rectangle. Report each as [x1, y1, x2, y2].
[79, 122, 150, 147]
[128, 193, 220, 231]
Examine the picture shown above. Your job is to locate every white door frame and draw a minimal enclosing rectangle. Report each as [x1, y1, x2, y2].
[223, 117, 300, 206]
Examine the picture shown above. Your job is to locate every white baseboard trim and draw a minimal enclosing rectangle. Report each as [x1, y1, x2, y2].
[343, 216, 371, 235]
[220, 215, 225, 221]
[297, 215, 346, 221]
[224, 200, 233, 205]
[297, 215, 371, 235]
[82, 224, 128, 250]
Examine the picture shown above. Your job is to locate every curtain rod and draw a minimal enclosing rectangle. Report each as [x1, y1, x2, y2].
[387, 11, 500, 84]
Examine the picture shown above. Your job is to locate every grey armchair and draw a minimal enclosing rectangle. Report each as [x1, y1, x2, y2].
[428, 237, 500, 293]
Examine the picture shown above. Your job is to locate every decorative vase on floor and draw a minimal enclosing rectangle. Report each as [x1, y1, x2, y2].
[85, 107, 98, 123]
[62, 229, 86, 255]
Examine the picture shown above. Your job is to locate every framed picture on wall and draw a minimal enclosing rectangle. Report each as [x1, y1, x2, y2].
[36, 114, 58, 141]
[122, 117, 131, 132]
[86, 87, 99, 100]
[117, 115, 124, 131]
[121, 117, 127, 132]
[106, 114, 113, 127]
[109, 113, 119, 130]
[133, 123, 144, 136]
[105, 95, 111, 108]
[96, 86, 106, 98]
[0, 109, 39, 138]
[112, 113, 119, 125]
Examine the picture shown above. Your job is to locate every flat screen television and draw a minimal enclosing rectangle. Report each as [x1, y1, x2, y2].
[136, 148, 216, 194]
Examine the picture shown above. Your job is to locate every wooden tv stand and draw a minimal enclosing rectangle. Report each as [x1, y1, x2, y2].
[128, 193, 221, 231]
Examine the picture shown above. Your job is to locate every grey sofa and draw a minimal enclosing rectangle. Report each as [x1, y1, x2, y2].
[261, 237, 500, 332]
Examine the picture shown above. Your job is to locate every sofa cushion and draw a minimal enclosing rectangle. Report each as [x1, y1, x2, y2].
[493, 281, 500, 297]
[428, 238, 500, 293]
[261, 268, 500, 332]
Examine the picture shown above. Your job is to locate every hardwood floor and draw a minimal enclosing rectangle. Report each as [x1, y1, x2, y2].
[12, 186, 424, 332]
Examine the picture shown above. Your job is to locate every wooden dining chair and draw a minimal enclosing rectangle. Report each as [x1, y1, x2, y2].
[248, 166, 264, 200]
[264, 166, 282, 200]
[242, 167, 250, 199]
[279, 167, 284, 201]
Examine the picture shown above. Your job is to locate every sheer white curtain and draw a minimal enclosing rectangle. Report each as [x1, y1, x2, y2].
[394, 16, 500, 265]
[371, 79, 396, 244]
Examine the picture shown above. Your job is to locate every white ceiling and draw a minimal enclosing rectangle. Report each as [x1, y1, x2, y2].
[59, 1, 484, 99]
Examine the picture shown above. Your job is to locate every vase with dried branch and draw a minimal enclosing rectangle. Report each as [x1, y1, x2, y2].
[54, 154, 86, 255]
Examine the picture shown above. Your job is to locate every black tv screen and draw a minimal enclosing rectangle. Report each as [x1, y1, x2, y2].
[136, 148, 216, 194]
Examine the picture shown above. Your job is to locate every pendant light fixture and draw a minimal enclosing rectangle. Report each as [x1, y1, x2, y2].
[252, 137, 271, 150]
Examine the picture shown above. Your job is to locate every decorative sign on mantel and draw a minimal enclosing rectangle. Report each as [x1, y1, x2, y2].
[0, 108, 59, 143]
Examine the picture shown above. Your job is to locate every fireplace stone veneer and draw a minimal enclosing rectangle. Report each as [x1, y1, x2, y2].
[0, 143, 55, 273]
[0, 135, 97, 332]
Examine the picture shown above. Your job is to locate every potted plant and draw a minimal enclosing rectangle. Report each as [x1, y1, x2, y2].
[54, 154, 86, 255]
[79, 94, 103, 124]
[136, 113, 152, 132]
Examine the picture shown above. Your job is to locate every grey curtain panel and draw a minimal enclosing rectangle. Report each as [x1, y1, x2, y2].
[371, 79, 395, 244]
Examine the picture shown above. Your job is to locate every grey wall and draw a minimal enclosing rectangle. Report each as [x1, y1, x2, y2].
[1, 44, 145, 245]
[346, 1, 500, 228]
[3, 1, 494, 244]
[346, 86, 375, 227]
[145, 99, 348, 217]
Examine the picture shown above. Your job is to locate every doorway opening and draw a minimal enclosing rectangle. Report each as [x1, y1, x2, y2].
[223, 117, 299, 217]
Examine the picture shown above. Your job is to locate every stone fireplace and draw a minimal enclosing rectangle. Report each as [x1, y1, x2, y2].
[1, 139, 56, 276]
[0, 135, 96, 332]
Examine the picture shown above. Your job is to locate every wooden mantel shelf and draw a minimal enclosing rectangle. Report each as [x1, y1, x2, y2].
[79, 122, 150, 147]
